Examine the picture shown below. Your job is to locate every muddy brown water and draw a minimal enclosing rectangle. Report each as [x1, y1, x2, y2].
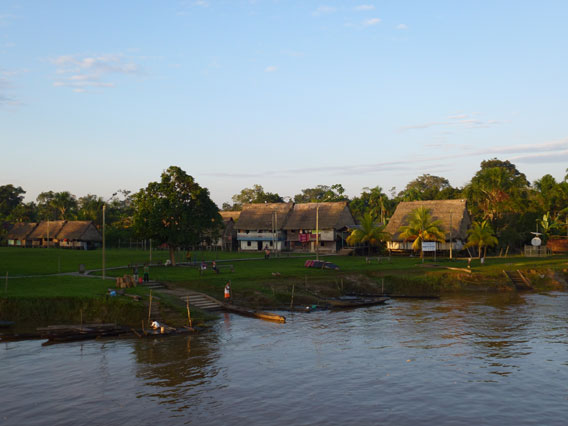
[1, 292, 567, 425]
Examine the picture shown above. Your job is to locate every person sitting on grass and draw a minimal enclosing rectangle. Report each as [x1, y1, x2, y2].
[212, 260, 219, 274]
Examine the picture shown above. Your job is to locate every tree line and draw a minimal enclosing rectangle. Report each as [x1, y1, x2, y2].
[1, 159, 567, 254]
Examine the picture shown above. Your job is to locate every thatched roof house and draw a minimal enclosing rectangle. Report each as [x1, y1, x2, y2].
[385, 199, 471, 251]
[236, 203, 293, 251]
[237, 203, 293, 231]
[219, 211, 241, 222]
[216, 212, 241, 251]
[284, 202, 356, 253]
[27, 220, 67, 247]
[5, 221, 101, 249]
[57, 221, 102, 248]
[5, 222, 38, 246]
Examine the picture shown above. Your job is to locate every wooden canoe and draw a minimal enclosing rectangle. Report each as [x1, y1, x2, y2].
[222, 303, 286, 323]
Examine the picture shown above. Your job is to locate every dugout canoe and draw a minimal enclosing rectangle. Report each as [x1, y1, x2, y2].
[222, 303, 286, 323]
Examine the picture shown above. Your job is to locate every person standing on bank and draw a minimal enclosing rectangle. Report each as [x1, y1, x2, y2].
[224, 280, 231, 303]
[143, 264, 149, 282]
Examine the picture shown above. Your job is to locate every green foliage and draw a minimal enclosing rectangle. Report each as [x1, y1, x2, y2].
[293, 184, 349, 203]
[346, 212, 390, 254]
[231, 184, 284, 209]
[36, 190, 78, 220]
[398, 207, 445, 258]
[0, 184, 25, 220]
[349, 186, 391, 224]
[465, 220, 498, 258]
[398, 174, 460, 201]
[132, 166, 222, 264]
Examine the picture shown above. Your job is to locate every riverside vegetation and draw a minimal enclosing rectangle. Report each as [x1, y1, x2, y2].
[1, 247, 567, 333]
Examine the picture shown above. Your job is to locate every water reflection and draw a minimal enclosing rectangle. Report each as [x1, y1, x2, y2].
[2, 292, 568, 425]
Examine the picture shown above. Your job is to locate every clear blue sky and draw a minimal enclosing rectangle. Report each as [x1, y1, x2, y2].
[2, 0, 567, 205]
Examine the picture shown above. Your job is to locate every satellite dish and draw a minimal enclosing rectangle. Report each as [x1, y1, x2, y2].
[531, 237, 542, 247]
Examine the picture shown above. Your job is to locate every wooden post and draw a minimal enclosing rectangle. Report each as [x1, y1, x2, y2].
[505, 245, 509, 258]
[58, 256, 61, 273]
[80, 309, 83, 330]
[148, 290, 152, 325]
[290, 283, 295, 309]
[5, 272, 8, 294]
[186, 296, 192, 327]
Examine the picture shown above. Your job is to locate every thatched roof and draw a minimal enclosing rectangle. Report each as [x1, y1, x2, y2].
[5, 222, 38, 239]
[283, 202, 356, 230]
[385, 199, 471, 241]
[220, 211, 241, 223]
[58, 221, 102, 242]
[236, 203, 293, 230]
[27, 221, 67, 239]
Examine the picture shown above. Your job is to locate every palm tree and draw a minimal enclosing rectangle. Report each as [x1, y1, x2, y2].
[346, 212, 390, 255]
[465, 220, 498, 259]
[398, 207, 445, 259]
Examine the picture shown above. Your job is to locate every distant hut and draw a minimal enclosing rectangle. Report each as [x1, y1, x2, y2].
[385, 199, 471, 253]
[27, 220, 67, 248]
[283, 202, 356, 253]
[236, 203, 293, 251]
[5, 222, 38, 247]
[218, 211, 241, 251]
[57, 221, 102, 250]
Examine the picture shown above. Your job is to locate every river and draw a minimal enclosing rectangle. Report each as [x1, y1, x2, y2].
[1, 292, 567, 425]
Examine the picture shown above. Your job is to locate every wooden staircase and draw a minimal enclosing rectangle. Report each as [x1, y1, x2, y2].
[503, 270, 532, 290]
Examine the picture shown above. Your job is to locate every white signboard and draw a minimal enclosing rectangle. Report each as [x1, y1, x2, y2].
[422, 242, 437, 252]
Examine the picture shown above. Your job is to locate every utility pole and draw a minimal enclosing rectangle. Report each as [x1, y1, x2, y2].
[449, 211, 453, 260]
[102, 204, 106, 280]
[316, 205, 320, 261]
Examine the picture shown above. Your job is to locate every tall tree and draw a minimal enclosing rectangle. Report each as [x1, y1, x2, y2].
[132, 166, 222, 265]
[465, 159, 529, 223]
[398, 174, 458, 201]
[231, 184, 284, 209]
[465, 220, 498, 258]
[294, 184, 349, 203]
[37, 191, 78, 220]
[349, 186, 390, 224]
[398, 207, 445, 259]
[346, 212, 390, 255]
[0, 184, 25, 220]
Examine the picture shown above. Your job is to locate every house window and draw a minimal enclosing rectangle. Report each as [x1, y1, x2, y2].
[247, 241, 251, 247]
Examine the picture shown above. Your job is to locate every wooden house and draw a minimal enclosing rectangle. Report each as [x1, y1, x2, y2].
[5, 222, 38, 247]
[385, 199, 471, 252]
[57, 221, 102, 249]
[283, 202, 356, 253]
[236, 203, 293, 251]
[217, 211, 241, 251]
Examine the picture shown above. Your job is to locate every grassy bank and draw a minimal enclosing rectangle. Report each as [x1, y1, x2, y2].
[1, 247, 566, 328]
[101, 253, 568, 308]
[0, 274, 215, 331]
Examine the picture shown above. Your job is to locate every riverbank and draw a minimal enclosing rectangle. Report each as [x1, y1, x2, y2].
[1, 248, 567, 334]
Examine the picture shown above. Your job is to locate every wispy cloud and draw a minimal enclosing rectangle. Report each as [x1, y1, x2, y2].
[264, 65, 278, 73]
[400, 113, 502, 131]
[193, 0, 208, 7]
[363, 18, 381, 26]
[355, 4, 375, 11]
[50, 54, 141, 92]
[396, 23, 408, 30]
[312, 5, 336, 16]
[204, 138, 568, 182]
[0, 68, 23, 106]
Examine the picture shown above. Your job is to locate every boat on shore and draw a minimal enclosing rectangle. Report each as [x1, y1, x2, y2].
[222, 303, 286, 323]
